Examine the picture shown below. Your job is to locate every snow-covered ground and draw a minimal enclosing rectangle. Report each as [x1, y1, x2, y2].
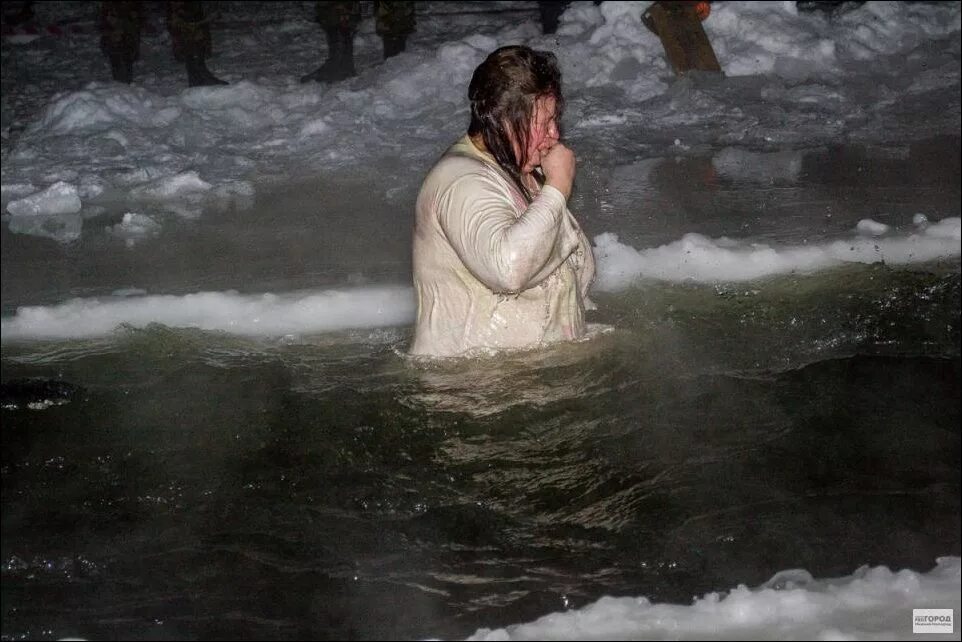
[2, 1, 959, 236]
[469, 555, 961, 640]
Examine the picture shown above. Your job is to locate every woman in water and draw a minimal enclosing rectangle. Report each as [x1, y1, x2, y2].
[410, 45, 595, 357]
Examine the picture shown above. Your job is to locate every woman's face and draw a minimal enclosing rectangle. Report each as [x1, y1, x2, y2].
[520, 95, 560, 173]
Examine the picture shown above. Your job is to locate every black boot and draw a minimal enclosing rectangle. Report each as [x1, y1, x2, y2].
[538, 1, 570, 35]
[382, 34, 407, 60]
[796, 1, 864, 13]
[108, 52, 134, 84]
[300, 27, 356, 83]
[185, 54, 228, 87]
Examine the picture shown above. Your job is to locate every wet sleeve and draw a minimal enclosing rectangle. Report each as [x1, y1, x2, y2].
[437, 172, 579, 294]
[568, 210, 596, 302]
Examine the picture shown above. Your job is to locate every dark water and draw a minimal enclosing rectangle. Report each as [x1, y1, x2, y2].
[2, 262, 960, 640]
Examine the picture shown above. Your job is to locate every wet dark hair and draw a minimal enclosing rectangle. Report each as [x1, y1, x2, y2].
[468, 45, 564, 202]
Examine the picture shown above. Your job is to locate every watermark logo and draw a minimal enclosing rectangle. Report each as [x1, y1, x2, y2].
[913, 609, 954, 634]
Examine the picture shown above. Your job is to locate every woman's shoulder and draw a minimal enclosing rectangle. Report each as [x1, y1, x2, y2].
[437, 151, 488, 173]
[426, 146, 500, 189]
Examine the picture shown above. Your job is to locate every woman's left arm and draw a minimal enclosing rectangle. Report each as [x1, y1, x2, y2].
[566, 210, 595, 300]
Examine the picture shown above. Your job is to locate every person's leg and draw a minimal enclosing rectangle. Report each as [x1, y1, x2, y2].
[301, 1, 361, 83]
[641, 1, 721, 75]
[167, 1, 227, 87]
[100, 1, 142, 83]
[376, 1, 415, 59]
